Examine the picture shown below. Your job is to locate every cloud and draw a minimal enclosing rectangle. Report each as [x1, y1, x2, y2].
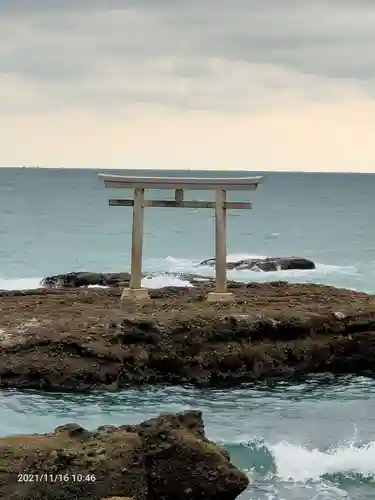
[1, 0, 375, 111]
[0, 1, 375, 171]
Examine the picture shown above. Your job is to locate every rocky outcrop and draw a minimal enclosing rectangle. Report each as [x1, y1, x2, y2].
[1, 283, 375, 391]
[0, 410, 248, 500]
[200, 256, 316, 271]
[40, 257, 316, 291]
[41, 271, 132, 288]
[40, 272, 212, 289]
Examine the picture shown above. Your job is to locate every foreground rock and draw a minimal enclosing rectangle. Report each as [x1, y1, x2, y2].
[1, 282, 375, 390]
[200, 256, 316, 271]
[0, 410, 248, 500]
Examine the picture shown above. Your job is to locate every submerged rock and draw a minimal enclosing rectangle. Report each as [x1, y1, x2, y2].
[0, 410, 248, 500]
[200, 256, 316, 271]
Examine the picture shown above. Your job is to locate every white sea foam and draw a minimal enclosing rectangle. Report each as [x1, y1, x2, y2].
[142, 274, 193, 289]
[222, 436, 375, 497]
[269, 440, 375, 483]
[0, 253, 359, 291]
[144, 254, 359, 286]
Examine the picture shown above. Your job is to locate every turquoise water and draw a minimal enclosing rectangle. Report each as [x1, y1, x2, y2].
[1, 168, 375, 499]
[2, 377, 375, 499]
[1, 168, 375, 292]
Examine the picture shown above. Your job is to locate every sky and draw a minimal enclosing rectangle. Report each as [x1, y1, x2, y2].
[1, 0, 375, 172]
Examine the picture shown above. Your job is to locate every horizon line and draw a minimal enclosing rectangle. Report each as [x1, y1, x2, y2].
[0, 165, 374, 175]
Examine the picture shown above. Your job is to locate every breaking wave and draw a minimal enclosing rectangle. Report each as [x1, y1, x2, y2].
[226, 438, 375, 499]
[0, 253, 360, 291]
[235, 439, 375, 482]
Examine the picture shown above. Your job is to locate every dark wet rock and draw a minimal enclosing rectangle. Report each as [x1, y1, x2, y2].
[0, 410, 248, 500]
[1, 283, 375, 391]
[200, 256, 316, 271]
[40, 271, 246, 291]
[41, 271, 132, 288]
[41, 271, 214, 290]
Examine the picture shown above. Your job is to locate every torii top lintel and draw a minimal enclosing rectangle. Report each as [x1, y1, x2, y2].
[98, 173, 263, 191]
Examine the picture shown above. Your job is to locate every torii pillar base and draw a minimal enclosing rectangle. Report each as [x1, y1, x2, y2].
[120, 288, 151, 301]
[206, 291, 235, 303]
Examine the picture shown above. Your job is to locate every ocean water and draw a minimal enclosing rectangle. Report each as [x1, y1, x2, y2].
[1, 167, 375, 499]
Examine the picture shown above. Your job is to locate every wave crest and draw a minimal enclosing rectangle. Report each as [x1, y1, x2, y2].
[227, 439, 375, 485]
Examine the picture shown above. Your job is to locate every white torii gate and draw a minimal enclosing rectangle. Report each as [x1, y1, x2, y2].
[98, 174, 263, 302]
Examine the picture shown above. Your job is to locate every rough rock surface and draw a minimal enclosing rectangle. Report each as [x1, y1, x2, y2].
[200, 256, 316, 271]
[0, 410, 248, 500]
[1, 281, 375, 391]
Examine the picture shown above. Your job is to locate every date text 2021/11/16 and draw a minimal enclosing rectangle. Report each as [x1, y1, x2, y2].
[17, 473, 96, 483]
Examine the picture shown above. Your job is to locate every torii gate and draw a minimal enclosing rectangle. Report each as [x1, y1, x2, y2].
[98, 174, 263, 302]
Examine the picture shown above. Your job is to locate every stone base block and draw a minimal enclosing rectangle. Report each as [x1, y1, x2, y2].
[206, 292, 235, 303]
[120, 288, 151, 301]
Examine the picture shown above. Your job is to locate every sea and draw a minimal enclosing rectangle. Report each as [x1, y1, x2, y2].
[1, 167, 375, 499]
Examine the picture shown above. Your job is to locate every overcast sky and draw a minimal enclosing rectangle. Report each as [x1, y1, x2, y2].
[1, 0, 375, 171]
